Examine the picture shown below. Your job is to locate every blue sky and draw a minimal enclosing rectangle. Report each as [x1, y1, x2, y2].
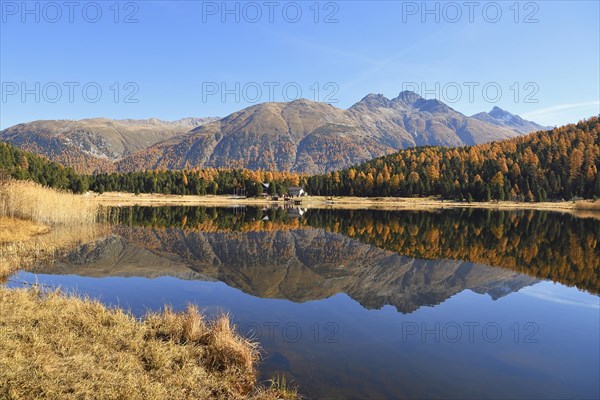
[1, 0, 599, 129]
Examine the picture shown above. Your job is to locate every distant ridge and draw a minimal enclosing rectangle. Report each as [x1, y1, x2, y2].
[0, 117, 219, 173]
[471, 106, 551, 134]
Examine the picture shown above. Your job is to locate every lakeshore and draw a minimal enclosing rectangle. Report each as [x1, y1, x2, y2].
[93, 192, 600, 214]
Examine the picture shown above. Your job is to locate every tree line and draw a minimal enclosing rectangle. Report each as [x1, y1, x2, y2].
[89, 169, 304, 196]
[0, 142, 87, 193]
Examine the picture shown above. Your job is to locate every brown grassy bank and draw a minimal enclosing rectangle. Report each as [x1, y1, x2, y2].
[0, 287, 295, 400]
[0, 180, 102, 279]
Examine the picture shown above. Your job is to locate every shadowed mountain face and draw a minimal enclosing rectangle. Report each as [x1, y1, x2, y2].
[0, 117, 219, 173]
[39, 226, 537, 314]
[117, 92, 541, 173]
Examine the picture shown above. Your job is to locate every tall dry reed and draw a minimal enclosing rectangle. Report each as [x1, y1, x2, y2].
[0, 180, 98, 226]
[0, 180, 104, 279]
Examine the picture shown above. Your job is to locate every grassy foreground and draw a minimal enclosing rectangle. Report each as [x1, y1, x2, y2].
[0, 287, 294, 400]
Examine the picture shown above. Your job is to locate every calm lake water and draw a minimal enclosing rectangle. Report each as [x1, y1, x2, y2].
[8, 207, 600, 399]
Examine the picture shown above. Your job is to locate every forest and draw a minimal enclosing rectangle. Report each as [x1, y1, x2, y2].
[0, 142, 87, 193]
[307, 118, 600, 200]
[0, 142, 302, 196]
[89, 169, 303, 197]
[1, 117, 599, 201]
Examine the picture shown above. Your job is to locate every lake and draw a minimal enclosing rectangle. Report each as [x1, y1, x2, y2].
[7, 206, 600, 399]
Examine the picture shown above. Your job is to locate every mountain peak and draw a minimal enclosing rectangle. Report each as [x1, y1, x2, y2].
[489, 106, 513, 119]
[471, 106, 549, 134]
[419, 98, 451, 113]
[2, 89, 549, 174]
[393, 91, 424, 106]
[288, 97, 314, 104]
[355, 93, 391, 108]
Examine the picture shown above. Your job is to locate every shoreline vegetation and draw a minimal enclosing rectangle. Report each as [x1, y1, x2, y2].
[0, 287, 296, 400]
[0, 180, 103, 279]
[93, 191, 600, 215]
[0, 180, 297, 399]
[0, 177, 597, 399]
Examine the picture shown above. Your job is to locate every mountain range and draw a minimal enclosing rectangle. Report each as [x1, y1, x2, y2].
[0, 91, 550, 174]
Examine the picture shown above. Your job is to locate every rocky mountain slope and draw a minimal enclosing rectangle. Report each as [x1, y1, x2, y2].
[0, 117, 218, 173]
[116, 92, 544, 173]
[1, 91, 548, 174]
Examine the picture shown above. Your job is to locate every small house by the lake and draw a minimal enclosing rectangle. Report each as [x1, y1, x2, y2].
[288, 186, 306, 197]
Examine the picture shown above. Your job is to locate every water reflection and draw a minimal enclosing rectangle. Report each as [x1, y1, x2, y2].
[43, 206, 599, 296]
[13, 206, 600, 399]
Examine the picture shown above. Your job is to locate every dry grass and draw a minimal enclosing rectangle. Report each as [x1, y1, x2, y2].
[0, 181, 298, 398]
[574, 199, 600, 211]
[0, 287, 297, 400]
[0, 217, 49, 243]
[0, 180, 98, 226]
[0, 180, 104, 279]
[0, 223, 106, 280]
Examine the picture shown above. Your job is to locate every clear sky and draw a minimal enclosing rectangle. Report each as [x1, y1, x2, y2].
[1, 0, 598, 129]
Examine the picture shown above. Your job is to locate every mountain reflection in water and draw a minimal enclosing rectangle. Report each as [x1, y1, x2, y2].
[34, 206, 599, 302]
[16, 206, 599, 399]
